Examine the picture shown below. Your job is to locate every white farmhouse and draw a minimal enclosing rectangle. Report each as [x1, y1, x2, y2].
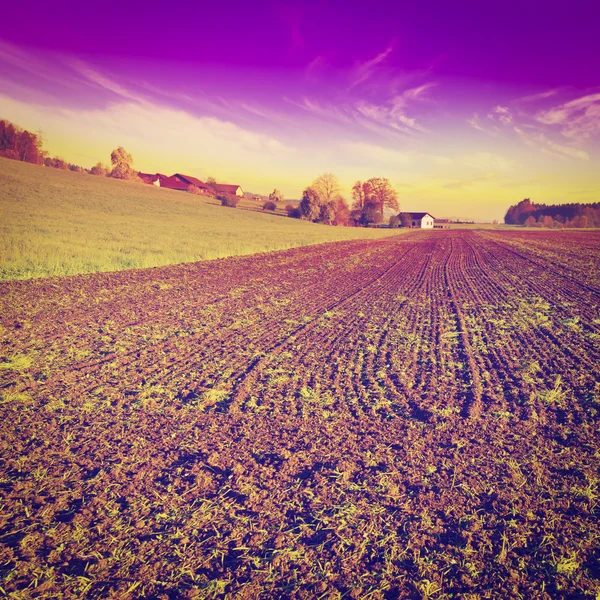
[399, 212, 435, 229]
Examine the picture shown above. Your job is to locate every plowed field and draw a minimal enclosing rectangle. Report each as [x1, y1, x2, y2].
[1, 230, 599, 598]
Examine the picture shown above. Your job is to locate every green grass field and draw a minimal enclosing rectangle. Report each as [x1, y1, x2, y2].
[0, 159, 402, 281]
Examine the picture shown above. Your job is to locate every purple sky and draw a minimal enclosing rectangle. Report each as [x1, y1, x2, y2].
[1, 0, 599, 219]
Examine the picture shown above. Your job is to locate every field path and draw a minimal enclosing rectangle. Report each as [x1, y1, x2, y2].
[1, 230, 600, 598]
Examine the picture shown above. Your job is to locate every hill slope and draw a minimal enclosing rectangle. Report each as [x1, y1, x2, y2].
[0, 159, 399, 280]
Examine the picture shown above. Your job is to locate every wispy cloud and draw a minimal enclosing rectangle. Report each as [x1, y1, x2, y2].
[0, 40, 57, 83]
[470, 92, 597, 160]
[514, 126, 589, 160]
[69, 59, 147, 103]
[535, 93, 600, 142]
[350, 45, 394, 88]
[515, 88, 563, 103]
[467, 114, 502, 137]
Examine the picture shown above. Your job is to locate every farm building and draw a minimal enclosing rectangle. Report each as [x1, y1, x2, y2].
[160, 174, 213, 194]
[399, 212, 435, 228]
[211, 183, 244, 197]
[434, 219, 451, 229]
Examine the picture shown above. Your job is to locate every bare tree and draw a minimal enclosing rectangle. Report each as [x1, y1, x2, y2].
[312, 173, 341, 205]
[367, 177, 399, 213]
[351, 180, 371, 212]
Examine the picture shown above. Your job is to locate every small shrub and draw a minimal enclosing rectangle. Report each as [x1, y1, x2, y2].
[286, 205, 301, 218]
[263, 201, 277, 211]
[218, 194, 240, 208]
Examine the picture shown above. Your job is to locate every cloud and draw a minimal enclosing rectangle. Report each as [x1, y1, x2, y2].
[350, 46, 394, 88]
[402, 83, 438, 101]
[69, 60, 147, 103]
[472, 92, 596, 160]
[515, 88, 563, 103]
[0, 40, 57, 83]
[488, 105, 513, 126]
[467, 114, 501, 137]
[535, 93, 600, 142]
[514, 126, 589, 160]
[353, 82, 436, 135]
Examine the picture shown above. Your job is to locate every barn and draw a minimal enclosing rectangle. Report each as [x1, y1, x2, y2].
[399, 212, 435, 228]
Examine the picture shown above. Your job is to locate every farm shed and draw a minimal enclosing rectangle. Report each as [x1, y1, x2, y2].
[399, 212, 435, 228]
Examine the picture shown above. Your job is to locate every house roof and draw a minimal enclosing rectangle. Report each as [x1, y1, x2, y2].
[211, 183, 242, 194]
[173, 173, 211, 189]
[139, 172, 170, 184]
[399, 212, 435, 219]
[138, 172, 160, 183]
[160, 175, 189, 190]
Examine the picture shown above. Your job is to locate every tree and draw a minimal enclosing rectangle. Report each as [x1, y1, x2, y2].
[319, 202, 336, 225]
[300, 187, 322, 221]
[350, 181, 373, 225]
[50, 157, 68, 170]
[541, 215, 554, 228]
[110, 147, 137, 180]
[269, 188, 284, 203]
[400, 213, 412, 228]
[0, 119, 45, 164]
[367, 177, 399, 213]
[206, 176, 217, 185]
[90, 162, 108, 176]
[312, 173, 341, 206]
[364, 202, 384, 225]
[389, 215, 400, 228]
[524, 215, 536, 227]
[332, 196, 350, 226]
[351, 178, 399, 226]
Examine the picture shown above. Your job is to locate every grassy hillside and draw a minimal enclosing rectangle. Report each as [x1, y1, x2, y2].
[0, 159, 400, 280]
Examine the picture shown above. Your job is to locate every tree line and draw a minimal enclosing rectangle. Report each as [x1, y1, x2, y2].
[0, 118, 139, 181]
[505, 198, 600, 228]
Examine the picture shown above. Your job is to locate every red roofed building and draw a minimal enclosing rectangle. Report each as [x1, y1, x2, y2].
[211, 183, 244, 197]
[138, 172, 167, 186]
[161, 174, 213, 194]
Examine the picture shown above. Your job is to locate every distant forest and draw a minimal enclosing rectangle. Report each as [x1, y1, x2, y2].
[504, 198, 600, 228]
[0, 119, 109, 174]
